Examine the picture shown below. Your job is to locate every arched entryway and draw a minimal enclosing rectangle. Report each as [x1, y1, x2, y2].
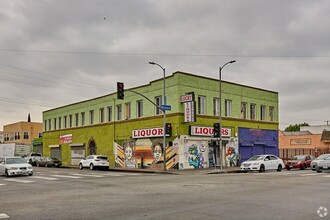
[88, 139, 97, 155]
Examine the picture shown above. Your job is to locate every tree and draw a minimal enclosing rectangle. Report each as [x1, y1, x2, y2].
[284, 122, 309, 132]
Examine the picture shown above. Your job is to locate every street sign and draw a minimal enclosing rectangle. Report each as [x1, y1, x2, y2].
[160, 105, 171, 111]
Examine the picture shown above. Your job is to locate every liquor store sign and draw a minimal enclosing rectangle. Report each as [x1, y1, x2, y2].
[190, 126, 231, 137]
[132, 127, 169, 139]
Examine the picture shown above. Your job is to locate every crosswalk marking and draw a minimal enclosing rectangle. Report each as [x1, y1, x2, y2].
[51, 175, 82, 179]
[322, 175, 330, 177]
[4, 178, 35, 184]
[72, 173, 104, 178]
[31, 176, 60, 181]
[0, 183, 6, 186]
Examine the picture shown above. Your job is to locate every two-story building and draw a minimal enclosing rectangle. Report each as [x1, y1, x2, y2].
[42, 71, 279, 170]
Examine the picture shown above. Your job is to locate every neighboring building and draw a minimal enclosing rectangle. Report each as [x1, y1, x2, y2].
[0, 131, 4, 143]
[279, 126, 330, 161]
[3, 121, 43, 145]
[43, 71, 279, 169]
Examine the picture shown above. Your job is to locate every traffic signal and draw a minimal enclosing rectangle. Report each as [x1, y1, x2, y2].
[165, 123, 172, 136]
[213, 123, 220, 137]
[117, 82, 124, 100]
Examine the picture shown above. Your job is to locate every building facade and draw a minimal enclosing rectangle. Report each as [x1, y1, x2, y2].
[3, 122, 43, 145]
[43, 71, 279, 169]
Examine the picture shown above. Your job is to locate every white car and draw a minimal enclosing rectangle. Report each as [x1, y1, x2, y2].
[316, 156, 330, 173]
[311, 154, 330, 171]
[240, 154, 284, 172]
[0, 157, 33, 177]
[79, 155, 109, 170]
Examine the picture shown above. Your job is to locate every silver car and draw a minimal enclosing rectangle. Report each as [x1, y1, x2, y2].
[316, 156, 330, 173]
[311, 154, 330, 171]
[0, 157, 33, 177]
[79, 155, 109, 170]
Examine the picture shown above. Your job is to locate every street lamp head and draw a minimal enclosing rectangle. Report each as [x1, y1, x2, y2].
[149, 62, 156, 65]
[229, 60, 236, 64]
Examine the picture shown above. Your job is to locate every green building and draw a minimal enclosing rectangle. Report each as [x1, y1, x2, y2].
[42, 71, 279, 170]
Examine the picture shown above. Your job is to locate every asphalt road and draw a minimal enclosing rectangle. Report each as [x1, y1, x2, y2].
[0, 167, 329, 220]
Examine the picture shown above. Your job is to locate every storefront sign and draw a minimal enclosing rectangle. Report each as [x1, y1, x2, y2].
[290, 138, 311, 145]
[132, 127, 170, 139]
[59, 134, 72, 144]
[180, 94, 194, 103]
[184, 101, 196, 122]
[190, 126, 231, 137]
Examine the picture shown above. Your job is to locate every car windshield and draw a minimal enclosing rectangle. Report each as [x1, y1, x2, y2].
[247, 155, 265, 161]
[316, 154, 330, 160]
[6, 158, 27, 164]
[292, 155, 305, 160]
[97, 156, 108, 160]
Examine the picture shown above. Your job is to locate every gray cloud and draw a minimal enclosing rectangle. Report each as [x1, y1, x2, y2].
[1, 0, 330, 130]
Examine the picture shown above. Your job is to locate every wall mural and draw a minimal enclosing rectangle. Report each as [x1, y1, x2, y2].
[183, 140, 208, 169]
[225, 139, 239, 167]
[114, 138, 178, 170]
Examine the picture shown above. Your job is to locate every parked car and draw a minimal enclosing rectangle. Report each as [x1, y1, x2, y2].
[285, 155, 315, 170]
[79, 155, 109, 170]
[36, 157, 62, 167]
[0, 157, 33, 177]
[23, 152, 42, 166]
[316, 156, 330, 173]
[311, 154, 330, 171]
[240, 154, 284, 172]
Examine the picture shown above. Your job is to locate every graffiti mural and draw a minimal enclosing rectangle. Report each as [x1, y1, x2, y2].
[225, 139, 239, 167]
[183, 139, 208, 169]
[114, 138, 178, 170]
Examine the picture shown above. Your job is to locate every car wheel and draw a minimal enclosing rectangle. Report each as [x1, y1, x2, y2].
[36, 162, 40, 167]
[317, 170, 322, 173]
[90, 163, 95, 170]
[29, 173, 33, 176]
[45, 163, 48, 168]
[301, 164, 306, 170]
[5, 169, 10, 177]
[259, 164, 265, 173]
[277, 164, 282, 172]
[79, 163, 83, 170]
[286, 167, 291, 171]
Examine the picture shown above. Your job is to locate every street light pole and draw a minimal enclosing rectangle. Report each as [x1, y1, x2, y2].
[149, 62, 167, 171]
[219, 60, 236, 170]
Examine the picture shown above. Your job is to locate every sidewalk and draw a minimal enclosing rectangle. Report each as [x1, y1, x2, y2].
[107, 166, 241, 175]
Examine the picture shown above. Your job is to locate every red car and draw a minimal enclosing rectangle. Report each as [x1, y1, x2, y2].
[285, 155, 315, 170]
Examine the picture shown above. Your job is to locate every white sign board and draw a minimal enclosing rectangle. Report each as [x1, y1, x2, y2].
[190, 126, 232, 137]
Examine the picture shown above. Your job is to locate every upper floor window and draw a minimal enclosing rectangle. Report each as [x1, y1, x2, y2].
[241, 102, 247, 119]
[23, 132, 29, 140]
[155, 96, 162, 115]
[225, 99, 232, 117]
[54, 118, 57, 130]
[107, 106, 112, 122]
[75, 113, 79, 127]
[90, 110, 94, 125]
[269, 106, 274, 122]
[81, 112, 85, 126]
[116, 104, 122, 120]
[48, 119, 51, 131]
[44, 120, 47, 131]
[69, 115, 73, 128]
[250, 104, 256, 120]
[260, 105, 266, 121]
[100, 108, 105, 123]
[137, 100, 143, 118]
[58, 117, 62, 129]
[125, 103, 131, 120]
[64, 116, 67, 129]
[213, 98, 220, 116]
[198, 96, 206, 115]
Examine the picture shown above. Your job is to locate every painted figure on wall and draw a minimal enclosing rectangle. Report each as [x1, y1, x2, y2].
[188, 144, 205, 169]
[123, 140, 137, 168]
[150, 139, 163, 169]
[225, 140, 239, 167]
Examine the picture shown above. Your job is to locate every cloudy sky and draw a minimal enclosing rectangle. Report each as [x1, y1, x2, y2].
[0, 0, 329, 130]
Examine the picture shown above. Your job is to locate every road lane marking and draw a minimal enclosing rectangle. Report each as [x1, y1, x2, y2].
[31, 176, 60, 181]
[322, 175, 330, 177]
[300, 173, 322, 176]
[4, 178, 35, 183]
[72, 174, 105, 178]
[0, 183, 6, 186]
[51, 175, 82, 179]
[0, 213, 9, 219]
